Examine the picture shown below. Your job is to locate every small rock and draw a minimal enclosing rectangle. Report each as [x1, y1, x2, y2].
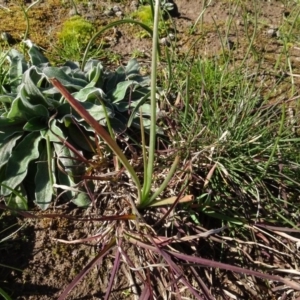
[1, 32, 14, 44]
[226, 39, 235, 50]
[266, 28, 278, 38]
[159, 37, 170, 46]
[115, 11, 123, 17]
[236, 19, 244, 27]
[168, 33, 175, 41]
[112, 5, 121, 12]
[87, 2, 96, 9]
[103, 9, 114, 16]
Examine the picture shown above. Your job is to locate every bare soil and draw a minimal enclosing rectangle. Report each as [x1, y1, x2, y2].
[1, 0, 300, 299]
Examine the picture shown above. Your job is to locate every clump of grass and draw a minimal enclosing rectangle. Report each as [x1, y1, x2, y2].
[166, 54, 300, 225]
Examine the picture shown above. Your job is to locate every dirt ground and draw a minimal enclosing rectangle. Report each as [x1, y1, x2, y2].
[1, 0, 300, 299]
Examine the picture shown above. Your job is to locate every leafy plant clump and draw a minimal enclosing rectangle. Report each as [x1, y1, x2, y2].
[0, 41, 158, 210]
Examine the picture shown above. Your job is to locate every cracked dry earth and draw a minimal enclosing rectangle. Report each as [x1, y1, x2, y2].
[1, 0, 300, 299]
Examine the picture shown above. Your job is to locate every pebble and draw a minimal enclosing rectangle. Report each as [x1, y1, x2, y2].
[1, 32, 13, 43]
[115, 11, 123, 17]
[112, 5, 121, 12]
[159, 37, 170, 46]
[168, 33, 175, 41]
[103, 9, 114, 16]
[226, 39, 235, 50]
[266, 28, 278, 38]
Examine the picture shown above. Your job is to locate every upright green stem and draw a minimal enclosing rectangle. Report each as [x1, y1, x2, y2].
[142, 0, 160, 201]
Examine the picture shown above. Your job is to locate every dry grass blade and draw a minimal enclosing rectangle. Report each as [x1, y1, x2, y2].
[128, 237, 300, 291]
[58, 238, 116, 300]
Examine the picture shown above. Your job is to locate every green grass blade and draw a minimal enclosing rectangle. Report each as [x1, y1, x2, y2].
[82, 19, 159, 70]
[0, 287, 12, 300]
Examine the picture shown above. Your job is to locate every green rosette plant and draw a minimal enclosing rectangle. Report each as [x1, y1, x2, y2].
[0, 41, 157, 210]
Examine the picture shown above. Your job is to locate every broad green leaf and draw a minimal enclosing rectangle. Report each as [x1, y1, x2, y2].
[1, 132, 42, 196]
[67, 123, 95, 152]
[53, 142, 85, 181]
[64, 60, 80, 70]
[108, 80, 136, 103]
[18, 85, 49, 119]
[82, 101, 112, 123]
[35, 146, 54, 210]
[72, 192, 91, 207]
[7, 97, 28, 120]
[125, 59, 140, 77]
[113, 91, 150, 113]
[57, 171, 74, 201]
[127, 91, 151, 127]
[109, 115, 127, 133]
[84, 61, 104, 88]
[6, 49, 27, 90]
[7, 89, 49, 121]
[74, 86, 107, 103]
[23, 116, 48, 131]
[22, 67, 53, 107]
[0, 117, 24, 142]
[105, 66, 125, 91]
[62, 102, 111, 123]
[130, 86, 151, 100]
[47, 120, 66, 142]
[0, 133, 23, 168]
[43, 67, 88, 90]
[0, 95, 14, 104]
[83, 59, 99, 72]
[25, 40, 49, 66]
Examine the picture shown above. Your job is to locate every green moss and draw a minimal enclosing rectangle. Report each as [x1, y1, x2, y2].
[131, 5, 153, 27]
[130, 5, 172, 38]
[56, 15, 94, 60]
